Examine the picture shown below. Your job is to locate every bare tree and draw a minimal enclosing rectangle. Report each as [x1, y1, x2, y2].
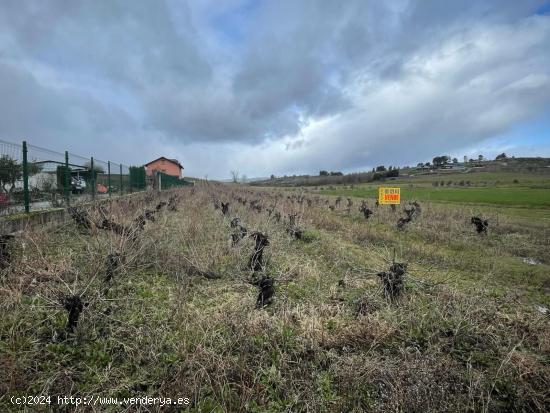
[230, 170, 239, 183]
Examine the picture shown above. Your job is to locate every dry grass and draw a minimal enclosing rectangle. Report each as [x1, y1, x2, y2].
[1, 183, 549, 412]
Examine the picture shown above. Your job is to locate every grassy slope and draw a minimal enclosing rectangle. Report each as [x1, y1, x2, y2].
[397, 171, 550, 186]
[1, 185, 549, 412]
[299, 171, 550, 222]
[318, 186, 550, 208]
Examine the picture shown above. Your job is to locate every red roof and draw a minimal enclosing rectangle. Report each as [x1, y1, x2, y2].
[144, 157, 183, 169]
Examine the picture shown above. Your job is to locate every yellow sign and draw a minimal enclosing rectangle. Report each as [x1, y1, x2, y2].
[378, 187, 401, 205]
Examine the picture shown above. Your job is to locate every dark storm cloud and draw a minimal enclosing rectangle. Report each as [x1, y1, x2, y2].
[0, 60, 136, 152]
[0, 0, 210, 88]
[0, 0, 549, 177]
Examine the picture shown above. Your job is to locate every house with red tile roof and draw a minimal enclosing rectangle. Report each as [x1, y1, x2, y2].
[144, 157, 183, 178]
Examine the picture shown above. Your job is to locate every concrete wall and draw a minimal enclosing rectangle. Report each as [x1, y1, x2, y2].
[0, 192, 148, 234]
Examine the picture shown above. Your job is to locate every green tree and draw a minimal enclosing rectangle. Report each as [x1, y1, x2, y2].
[0, 155, 22, 194]
[432, 156, 449, 167]
[387, 168, 399, 177]
[84, 161, 105, 173]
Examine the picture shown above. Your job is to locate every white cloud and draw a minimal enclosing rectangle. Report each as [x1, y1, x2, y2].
[232, 15, 550, 176]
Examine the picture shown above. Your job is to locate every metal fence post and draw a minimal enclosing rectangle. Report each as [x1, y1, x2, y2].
[22, 140, 30, 213]
[64, 151, 70, 206]
[129, 167, 133, 193]
[90, 157, 95, 200]
[119, 164, 123, 196]
[107, 161, 111, 197]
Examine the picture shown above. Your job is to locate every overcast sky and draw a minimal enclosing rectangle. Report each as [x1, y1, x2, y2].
[1, 0, 550, 178]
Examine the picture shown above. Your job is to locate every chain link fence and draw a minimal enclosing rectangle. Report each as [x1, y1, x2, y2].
[0, 138, 148, 216]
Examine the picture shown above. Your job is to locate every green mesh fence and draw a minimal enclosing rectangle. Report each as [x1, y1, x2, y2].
[159, 172, 194, 189]
[0, 138, 150, 217]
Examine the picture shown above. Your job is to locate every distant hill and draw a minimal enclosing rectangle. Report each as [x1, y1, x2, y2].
[250, 157, 550, 187]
